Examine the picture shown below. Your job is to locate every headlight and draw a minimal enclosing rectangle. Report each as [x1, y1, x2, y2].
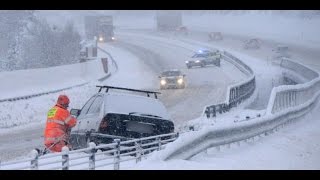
[177, 78, 183, 84]
[99, 37, 104, 42]
[185, 61, 189, 63]
[160, 79, 166, 85]
[111, 37, 116, 40]
[195, 60, 200, 63]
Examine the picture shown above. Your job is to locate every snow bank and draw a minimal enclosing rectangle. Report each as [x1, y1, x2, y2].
[0, 49, 109, 101]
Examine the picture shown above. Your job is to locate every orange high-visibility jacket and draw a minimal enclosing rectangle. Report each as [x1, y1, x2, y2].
[44, 105, 77, 144]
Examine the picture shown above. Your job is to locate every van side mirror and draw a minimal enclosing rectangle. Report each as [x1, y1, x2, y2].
[70, 109, 81, 117]
[158, 76, 161, 78]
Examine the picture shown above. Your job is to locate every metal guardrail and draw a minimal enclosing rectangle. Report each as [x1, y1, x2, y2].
[98, 47, 119, 75]
[0, 83, 89, 103]
[0, 132, 178, 170]
[203, 51, 256, 118]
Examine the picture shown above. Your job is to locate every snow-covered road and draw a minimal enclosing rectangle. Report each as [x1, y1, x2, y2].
[111, 34, 246, 127]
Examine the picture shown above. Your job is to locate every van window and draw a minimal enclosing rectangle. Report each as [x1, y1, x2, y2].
[87, 96, 103, 114]
[79, 96, 96, 117]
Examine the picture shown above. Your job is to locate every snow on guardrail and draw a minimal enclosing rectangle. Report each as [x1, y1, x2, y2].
[266, 58, 320, 115]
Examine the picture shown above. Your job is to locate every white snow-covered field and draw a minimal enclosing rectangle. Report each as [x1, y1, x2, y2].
[0, 51, 106, 101]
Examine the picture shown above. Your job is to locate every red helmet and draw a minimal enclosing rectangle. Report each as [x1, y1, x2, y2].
[57, 95, 70, 107]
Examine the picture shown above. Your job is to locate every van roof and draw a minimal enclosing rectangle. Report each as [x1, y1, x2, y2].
[102, 92, 171, 120]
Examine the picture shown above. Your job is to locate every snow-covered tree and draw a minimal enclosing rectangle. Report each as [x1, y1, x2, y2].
[59, 21, 81, 64]
[0, 10, 35, 71]
[0, 10, 82, 71]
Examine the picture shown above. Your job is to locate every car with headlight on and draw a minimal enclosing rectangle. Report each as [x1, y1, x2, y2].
[185, 49, 221, 69]
[159, 69, 186, 89]
[98, 34, 116, 42]
[69, 85, 174, 150]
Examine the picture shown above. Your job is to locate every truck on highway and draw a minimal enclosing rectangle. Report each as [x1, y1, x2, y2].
[84, 16, 115, 42]
[156, 11, 183, 31]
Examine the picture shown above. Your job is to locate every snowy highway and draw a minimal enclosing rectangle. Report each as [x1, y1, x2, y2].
[1, 28, 319, 164]
[1, 11, 320, 169]
[110, 34, 247, 126]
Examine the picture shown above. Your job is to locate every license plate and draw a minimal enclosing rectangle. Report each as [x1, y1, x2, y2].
[126, 121, 154, 134]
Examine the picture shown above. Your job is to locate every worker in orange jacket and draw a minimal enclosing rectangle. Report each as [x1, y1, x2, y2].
[44, 95, 77, 153]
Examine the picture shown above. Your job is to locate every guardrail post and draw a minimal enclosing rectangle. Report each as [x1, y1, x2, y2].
[62, 146, 69, 170]
[30, 149, 39, 170]
[157, 137, 162, 151]
[89, 142, 96, 170]
[135, 141, 142, 163]
[211, 106, 216, 117]
[113, 139, 120, 170]
[205, 107, 210, 118]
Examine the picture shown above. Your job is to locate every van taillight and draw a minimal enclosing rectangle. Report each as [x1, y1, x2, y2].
[99, 119, 108, 129]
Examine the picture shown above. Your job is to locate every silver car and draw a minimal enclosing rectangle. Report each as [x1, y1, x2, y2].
[159, 69, 186, 89]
